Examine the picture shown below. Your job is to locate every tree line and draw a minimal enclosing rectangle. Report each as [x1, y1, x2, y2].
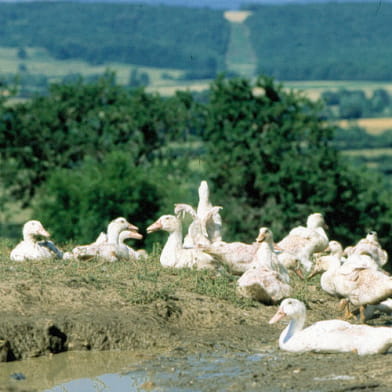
[0, 2, 229, 78]
[0, 73, 391, 259]
[246, 2, 392, 81]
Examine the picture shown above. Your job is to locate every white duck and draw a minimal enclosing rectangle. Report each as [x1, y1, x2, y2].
[335, 258, 392, 322]
[269, 298, 392, 355]
[200, 238, 303, 278]
[277, 213, 329, 272]
[10, 220, 63, 262]
[236, 227, 291, 304]
[309, 240, 345, 280]
[118, 230, 146, 260]
[182, 180, 222, 248]
[344, 231, 388, 268]
[174, 203, 222, 248]
[70, 217, 141, 262]
[198, 240, 259, 274]
[146, 214, 217, 270]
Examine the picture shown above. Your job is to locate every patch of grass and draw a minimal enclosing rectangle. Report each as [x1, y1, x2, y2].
[0, 240, 259, 308]
[0, 238, 322, 311]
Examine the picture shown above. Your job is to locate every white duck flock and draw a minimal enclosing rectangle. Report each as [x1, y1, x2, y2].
[309, 240, 392, 322]
[269, 298, 392, 355]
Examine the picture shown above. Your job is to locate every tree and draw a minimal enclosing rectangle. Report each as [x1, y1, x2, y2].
[202, 75, 392, 254]
[32, 151, 170, 245]
[0, 72, 193, 205]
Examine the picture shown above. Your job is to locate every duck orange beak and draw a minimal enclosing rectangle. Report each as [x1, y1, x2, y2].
[129, 231, 143, 240]
[269, 308, 286, 324]
[146, 220, 162, 234]
[128, 223, 139, 232]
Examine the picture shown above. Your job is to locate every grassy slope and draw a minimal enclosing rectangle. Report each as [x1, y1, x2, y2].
[224, 14, 257, 78]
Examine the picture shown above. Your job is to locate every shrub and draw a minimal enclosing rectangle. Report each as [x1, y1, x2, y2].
[32, 150, 168, 246]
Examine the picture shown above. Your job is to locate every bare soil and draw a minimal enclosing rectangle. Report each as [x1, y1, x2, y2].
[1, 274, 392, 392]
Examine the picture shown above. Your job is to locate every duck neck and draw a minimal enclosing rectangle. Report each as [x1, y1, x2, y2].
[254, 242, 274, 269]
[197, 182, 211, 216]
[23, 232, 37, 243]
[107, 226, 120, 245]
[160, 223, 183, 266]
[280, 315, 305, 345]
[316, 227, 328, 242]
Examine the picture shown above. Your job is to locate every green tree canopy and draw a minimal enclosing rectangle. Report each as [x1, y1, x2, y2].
[0, 73, 197, 205]
[202, 75, 392, 252]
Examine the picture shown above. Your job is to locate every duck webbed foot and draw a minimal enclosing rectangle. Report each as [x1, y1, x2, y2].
[338, 299, 355, 320]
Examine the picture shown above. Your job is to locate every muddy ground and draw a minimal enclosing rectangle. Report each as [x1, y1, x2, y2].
[0, 272, 392, 392]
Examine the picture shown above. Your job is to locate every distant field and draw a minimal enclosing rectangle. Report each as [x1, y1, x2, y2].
[284, 80, 392, 101]
[337, 118, 392, 135]
[343, 148, 392, 157]
[0, 46, 184, 87]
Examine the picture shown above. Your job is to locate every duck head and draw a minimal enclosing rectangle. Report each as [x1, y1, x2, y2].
[23, 220, 50, 241]
[147, 215, 181, 234]
[269, 298, 306, 324]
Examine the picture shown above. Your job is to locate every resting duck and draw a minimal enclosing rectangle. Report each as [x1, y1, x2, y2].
[10, 220, 63, 261]
[277, 213, 329, 272]
[198, 240, 259, 274]
[118, 230, 147, 260]
[269, 298, 392, 355]
[70, 217, 141, 262]
[146, 214, 217, 270]
[236, 227, 291, 304]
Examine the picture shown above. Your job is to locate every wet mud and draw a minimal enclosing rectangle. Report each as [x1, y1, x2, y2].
[0, 279, 392, 391]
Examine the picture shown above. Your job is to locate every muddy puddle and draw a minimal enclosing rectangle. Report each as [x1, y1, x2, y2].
[1, 347, 390, 392]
